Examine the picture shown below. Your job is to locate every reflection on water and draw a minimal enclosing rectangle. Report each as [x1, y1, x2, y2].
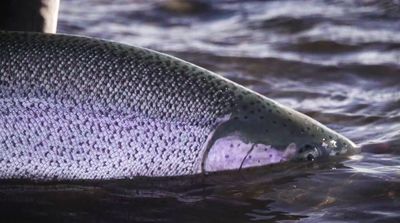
[1, 0, 399, 222]
[0, 155, 399, 222]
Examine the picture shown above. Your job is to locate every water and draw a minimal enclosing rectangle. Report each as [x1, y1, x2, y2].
[1, 0, 399, 222]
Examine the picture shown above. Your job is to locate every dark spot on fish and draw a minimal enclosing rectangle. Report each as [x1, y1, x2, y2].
[0, 80, 9, 87]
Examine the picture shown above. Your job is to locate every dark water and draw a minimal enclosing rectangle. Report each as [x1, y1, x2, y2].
[1, 0, 399, 222]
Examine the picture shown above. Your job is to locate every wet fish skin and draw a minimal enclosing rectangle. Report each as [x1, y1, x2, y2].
[0, 31, 357, 180]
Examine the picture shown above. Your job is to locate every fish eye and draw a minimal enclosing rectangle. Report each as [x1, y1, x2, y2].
[297, 144, 319, 161]
[298, 144, 312, 153]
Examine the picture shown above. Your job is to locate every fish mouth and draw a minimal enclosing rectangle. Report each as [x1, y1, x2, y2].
[202, 137, 358, 174]
[295, 137, 360, 162]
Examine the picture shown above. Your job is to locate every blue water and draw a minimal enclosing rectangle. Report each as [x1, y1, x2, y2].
[0, 0, 399, 222]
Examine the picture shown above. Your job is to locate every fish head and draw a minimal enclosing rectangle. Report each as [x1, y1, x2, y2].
[202, 92, 358, 173]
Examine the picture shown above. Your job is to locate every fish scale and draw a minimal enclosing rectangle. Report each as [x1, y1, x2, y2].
[0, 31, 237, 179]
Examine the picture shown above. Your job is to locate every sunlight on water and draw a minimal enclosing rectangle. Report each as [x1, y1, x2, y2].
[349, 154, 364, 161]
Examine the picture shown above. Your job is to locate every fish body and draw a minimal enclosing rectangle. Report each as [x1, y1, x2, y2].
[0, 32, 358, 180]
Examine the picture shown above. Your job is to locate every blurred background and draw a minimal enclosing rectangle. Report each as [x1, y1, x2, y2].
[1, 0, 399, 222]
